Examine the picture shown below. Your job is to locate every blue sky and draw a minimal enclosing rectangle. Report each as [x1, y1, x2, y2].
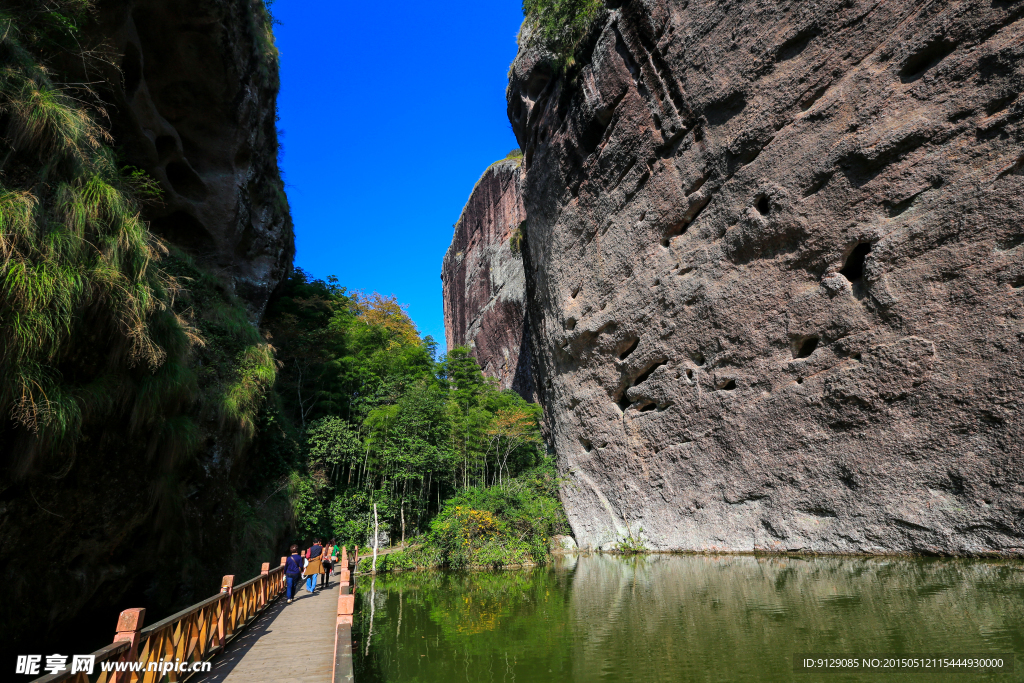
[272, 0, 524, 349]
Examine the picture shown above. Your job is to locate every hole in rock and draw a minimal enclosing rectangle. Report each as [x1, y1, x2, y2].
[799, 85, 829, 112]
[155, 135, 177, 160]
[637, 402, 656, 412]
[755, 195, 770, 215]
[526, 72, 550, 100]
[661, 220, 688, 247]
[565, 317, 577, 330]
[693, 352, 705, 366]
[121, 43, 143, 97]
[1012, 275, 1024, 289]
[618, 337, 640, 360]
[685, 369, 693, 380]
[718, 379, 737, 391]
[839, 242, 872, 285]
[899, 39, 956, 83]
[797, 377, 804, 384]
[852, 352, 862, 361]
[634, 360, 667, 386]
[777, 29, 818, 61]
[998, 233, 1024, 251]
[794, 336, 819, 359]
[617, 394, 632, 412]
[149, 210, 215, 252]
[235, 146, 252, 169]
[581, 438, 593, 453]
[165, 161, 208, 201]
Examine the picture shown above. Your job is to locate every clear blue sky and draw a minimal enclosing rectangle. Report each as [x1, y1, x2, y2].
[272, 0, 523, 349]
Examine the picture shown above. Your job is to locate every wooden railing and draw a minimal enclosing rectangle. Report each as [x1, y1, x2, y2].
[333, 546, 355, 683]
[32, 559, 288, 683]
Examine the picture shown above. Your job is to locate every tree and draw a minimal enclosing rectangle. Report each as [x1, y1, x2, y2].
[487, 405, 542, 486]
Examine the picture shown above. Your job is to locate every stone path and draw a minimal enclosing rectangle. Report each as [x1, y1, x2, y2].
[193, 578, 340, 683]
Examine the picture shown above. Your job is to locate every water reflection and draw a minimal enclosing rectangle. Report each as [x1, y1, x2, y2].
[354, 554, 1023, 682]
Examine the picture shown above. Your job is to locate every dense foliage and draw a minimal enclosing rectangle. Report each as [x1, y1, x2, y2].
[0, 2, 197, 463]
[0, 0, 295, 606]
[265, 269, 567, 568]
[521, 0, 604, 65]
[361, 461, 570, 572]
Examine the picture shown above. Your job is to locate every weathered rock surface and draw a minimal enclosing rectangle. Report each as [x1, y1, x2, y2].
[505, 0, 1024, 554]
[443, 159, 537, 401]
[105, 0, 292, 315]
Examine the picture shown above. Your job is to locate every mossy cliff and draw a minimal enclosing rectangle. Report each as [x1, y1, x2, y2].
[0, 0, 294, 653]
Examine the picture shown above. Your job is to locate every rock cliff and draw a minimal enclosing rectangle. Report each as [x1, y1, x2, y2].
[107, 0, 293, 314]
[500, 0, 1024, 554]
[0, 0, 293, 654]
[443, 158, 537, 401]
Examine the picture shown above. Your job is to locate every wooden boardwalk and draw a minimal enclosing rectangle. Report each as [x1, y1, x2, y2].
[193, 578, 342, 683]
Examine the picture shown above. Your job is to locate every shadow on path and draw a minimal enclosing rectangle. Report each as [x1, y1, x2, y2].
[192, 580, 339, 683]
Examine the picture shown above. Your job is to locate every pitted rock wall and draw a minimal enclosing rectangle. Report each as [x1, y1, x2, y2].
[103, 0, 292, 315]
[507, 0, 1024, 554]
[443, 159, 537, 401]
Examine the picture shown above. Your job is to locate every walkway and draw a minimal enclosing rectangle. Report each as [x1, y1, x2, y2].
[193, 578, 342, 683]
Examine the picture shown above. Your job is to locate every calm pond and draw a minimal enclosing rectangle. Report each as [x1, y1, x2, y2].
[353, 554, 1023, 682]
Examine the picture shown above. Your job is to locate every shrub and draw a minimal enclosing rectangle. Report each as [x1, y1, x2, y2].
[354, 461, 571, 573]
[521, 0, 604, 65]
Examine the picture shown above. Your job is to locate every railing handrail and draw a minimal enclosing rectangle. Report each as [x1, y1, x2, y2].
[29, 642, 130, 683]
[136, 594, 223, 641]
[136, 565, 286, 640]
[30, 558, 289, 683]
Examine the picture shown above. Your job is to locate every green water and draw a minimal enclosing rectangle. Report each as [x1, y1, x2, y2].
[353, 554, 1023, 682]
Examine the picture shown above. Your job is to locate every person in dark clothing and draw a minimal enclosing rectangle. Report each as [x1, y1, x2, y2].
[284, 544, 303, 603]
[321, 539, 334, 588]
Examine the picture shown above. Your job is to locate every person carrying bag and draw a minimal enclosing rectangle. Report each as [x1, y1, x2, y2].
[304, 539, 323, 593]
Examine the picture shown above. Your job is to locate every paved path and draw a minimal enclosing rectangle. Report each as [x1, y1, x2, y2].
[194, 577, 341, 683]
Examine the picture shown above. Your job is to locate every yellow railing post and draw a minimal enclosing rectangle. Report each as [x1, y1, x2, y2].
[259, 563, 270, 606]
[111, 607, 145, 683]
[217, 575, 234, 647]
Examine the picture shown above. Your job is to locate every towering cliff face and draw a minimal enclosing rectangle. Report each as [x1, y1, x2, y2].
[0, 0, 293, 653]
[443, 159, 537, 401]
[505, 0, 1024, 554]
[106, 0, 293, 314]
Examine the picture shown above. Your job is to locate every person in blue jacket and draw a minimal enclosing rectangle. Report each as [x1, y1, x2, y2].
[284, 544, 304, 603]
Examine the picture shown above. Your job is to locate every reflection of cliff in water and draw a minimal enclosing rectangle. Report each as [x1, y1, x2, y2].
[563, 554, 1022, 683]
[355, 554, 1023, 683]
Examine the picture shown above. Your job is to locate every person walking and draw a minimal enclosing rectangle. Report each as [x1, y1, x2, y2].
[304, 539, 323, 593]
[321, 541, 333, 589]
[284, 545, 303, 604]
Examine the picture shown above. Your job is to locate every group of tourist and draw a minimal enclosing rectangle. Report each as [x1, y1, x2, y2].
[283, 539, 344, 604]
